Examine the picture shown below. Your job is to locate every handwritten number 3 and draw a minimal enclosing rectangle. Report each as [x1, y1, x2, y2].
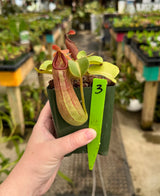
[95, 84, 103, 94]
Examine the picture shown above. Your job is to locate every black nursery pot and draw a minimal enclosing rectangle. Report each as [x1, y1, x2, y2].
[47, 85, 115, 155]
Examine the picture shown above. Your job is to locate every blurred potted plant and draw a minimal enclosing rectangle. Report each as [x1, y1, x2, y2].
[124, 31, 134, 44]
[115, 68, 144, 112]
[2, 2, 22, 16]
[0, 44, 29, 65]
[73, 7, 90, 30]
[36, 30, 119, 168]
[0, 96, 24, 180]
[84, 1, 105, 35]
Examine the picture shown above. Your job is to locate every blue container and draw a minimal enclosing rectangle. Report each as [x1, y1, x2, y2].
[46, 34, 54, 43]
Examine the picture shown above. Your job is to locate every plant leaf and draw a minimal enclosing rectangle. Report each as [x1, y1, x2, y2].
[35, 60, 53, 74]
[77, 50, 87, 59]
[0, 152, 7, 161]
[0, 118, 3, 138]
[87, 55, 103, 65]
[0, 112, 15, 137]
[77, 57, 89, 76]
[58, 170, 74, 186]
[88, 62, 119, 83]
[0, 159, 17, 173]
[39, 60, 52, 72]
[68, 60, 80, 77]
[68, 57, 89, 78]
[34, 67, 52, 74]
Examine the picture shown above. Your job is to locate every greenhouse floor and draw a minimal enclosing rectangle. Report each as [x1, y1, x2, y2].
[1, 30, 160, 196]
[116, 107, 160, 196]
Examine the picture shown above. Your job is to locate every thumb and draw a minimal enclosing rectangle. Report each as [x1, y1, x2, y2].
[53, 128, 97, 158]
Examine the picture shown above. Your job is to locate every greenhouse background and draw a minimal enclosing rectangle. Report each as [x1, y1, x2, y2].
[0, 0, 160, 196]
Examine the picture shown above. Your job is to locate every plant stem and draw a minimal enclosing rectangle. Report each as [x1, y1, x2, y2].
[80, 77, 87, 114]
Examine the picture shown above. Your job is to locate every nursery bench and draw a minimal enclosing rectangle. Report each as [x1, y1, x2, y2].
[0, 18, 72, 135]
[0, 54, 34, 135]
[124, 44, 159, 130]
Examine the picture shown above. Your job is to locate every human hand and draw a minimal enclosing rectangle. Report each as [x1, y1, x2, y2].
[0, 101, 96, 196]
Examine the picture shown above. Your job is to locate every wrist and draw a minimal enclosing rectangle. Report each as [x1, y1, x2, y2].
[0, 158, 39, 196]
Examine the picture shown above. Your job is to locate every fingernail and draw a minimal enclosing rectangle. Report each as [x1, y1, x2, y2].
[85, 129, 97, 141]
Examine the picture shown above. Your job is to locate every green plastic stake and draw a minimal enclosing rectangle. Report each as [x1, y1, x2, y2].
[88, 78, 107, 170]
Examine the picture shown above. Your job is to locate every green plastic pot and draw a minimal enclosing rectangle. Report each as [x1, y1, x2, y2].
[47, 85, 115, 155]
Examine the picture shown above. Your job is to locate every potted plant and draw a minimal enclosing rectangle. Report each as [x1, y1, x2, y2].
[84, 1, 105, 35]
[36, 30, 119, 169]
[124, 31, 134, 44]
[0, 44, 30, 64]
[72, 5, 91, 30]
[129, 30, 160, 66]
[115, 71, 144, 112]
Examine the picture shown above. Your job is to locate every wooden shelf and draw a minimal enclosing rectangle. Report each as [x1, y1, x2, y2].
[124, 44, 159, 130]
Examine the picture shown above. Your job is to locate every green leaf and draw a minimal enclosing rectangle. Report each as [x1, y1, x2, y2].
[88, 62, 119, 83]
[0, 152, 6, 162]
[39, 60, 52, 72]
[68, 60, 80, 77]
[0, 135, 23, 144]
[0, 118, 3, 138]
[34, 67, 52, 74]
[68, 57, 89, 78]
[87, 56, 103, 65]
[77, 57, 89, 76]
[77, 50, 87, 59]
[58, 170, 74, 186]
[0, 159, 17, 173]
[0, 112, 15, 136]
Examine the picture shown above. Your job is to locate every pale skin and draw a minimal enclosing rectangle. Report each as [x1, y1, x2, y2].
[0, 101, 96, 196]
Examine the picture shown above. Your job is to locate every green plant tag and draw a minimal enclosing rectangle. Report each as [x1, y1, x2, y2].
[88, 78, 107, 170]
